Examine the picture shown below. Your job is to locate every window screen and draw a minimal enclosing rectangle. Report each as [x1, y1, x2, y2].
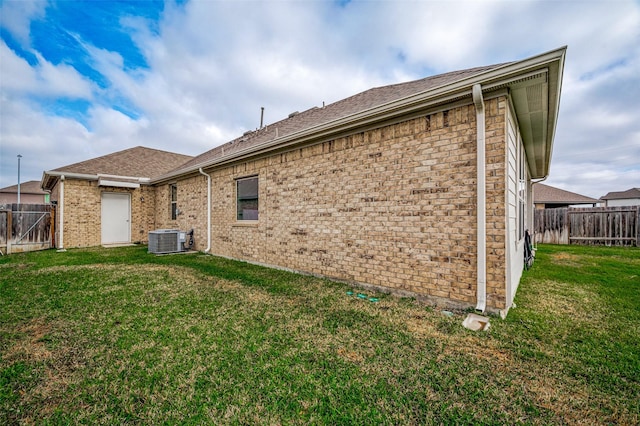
[237, 177, 258, 220]
[170, 184, 177, 220]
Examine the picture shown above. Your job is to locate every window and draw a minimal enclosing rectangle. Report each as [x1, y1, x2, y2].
[518, 145, 527, 241]
[236, 176, 258, 220]
[170, 184, 177, 220]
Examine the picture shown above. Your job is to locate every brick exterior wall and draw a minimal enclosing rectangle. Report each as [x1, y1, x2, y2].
[51, 179, 156, 248]
[485, 97, 508, 310]
[155, 175, 209, 247]
[158, 97, 510, 312]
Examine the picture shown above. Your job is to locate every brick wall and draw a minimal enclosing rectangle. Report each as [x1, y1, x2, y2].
[162, 97, 509, 312]
[52, 179, 155, 248]
[485, 97, 508, 309]
[155, 175, 209, 247]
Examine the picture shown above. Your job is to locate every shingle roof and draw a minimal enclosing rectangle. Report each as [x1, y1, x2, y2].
[171, 63, 509, 175]
[0, 180, 47, 194]
[533, 183, 599, 204]
[600, 188, 640, 200]
[51, 146, 193, 179]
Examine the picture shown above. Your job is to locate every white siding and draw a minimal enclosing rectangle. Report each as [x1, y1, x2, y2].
[506, 105, 525, 308]
[606, 198, 640, 207]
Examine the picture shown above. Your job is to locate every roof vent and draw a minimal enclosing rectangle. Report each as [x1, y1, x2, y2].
[288, 111, 299, 118]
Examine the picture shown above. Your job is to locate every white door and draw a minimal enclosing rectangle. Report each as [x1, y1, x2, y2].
[101, 192, 131, 244]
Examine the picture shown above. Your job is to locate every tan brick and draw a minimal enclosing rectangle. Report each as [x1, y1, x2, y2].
[147, 99, 509, 311]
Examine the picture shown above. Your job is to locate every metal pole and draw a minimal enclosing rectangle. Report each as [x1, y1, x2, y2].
[17, 154, 22, 205]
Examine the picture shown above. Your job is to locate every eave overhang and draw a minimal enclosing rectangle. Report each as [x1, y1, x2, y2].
[41, 171, 151, 191]
[152, 46, 566, 184]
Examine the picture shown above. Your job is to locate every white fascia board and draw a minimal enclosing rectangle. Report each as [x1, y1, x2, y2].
[43, 171, 99, 180]
[41, 171, 98, 191]
[42, 170, 150, 190]
[98, 179, 140, 189]
[97, 173, 150, 182]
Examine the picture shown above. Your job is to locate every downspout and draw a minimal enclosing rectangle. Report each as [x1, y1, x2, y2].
[472, 84, 486, 313]
[198, 168, 211, 253]
[530, 176, 548, 250]
[57, 175, 66, 252]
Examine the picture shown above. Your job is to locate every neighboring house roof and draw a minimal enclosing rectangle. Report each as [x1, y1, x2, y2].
[42, 146, 193, 190]
[155, 47, 566, 183]
[600, 188, 640, 200]
[533, 183, 599, 205]
[0, 180, 47, 195]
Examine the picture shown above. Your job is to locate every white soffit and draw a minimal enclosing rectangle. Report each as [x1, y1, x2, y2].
[509, 51, 564, 179]
[98, 179, 140, 189]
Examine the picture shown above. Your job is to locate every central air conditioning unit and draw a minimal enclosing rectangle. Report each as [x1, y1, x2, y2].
[148, 229, 186, 254]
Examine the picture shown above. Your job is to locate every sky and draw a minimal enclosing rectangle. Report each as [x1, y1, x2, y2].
[1, 0, 639, 199]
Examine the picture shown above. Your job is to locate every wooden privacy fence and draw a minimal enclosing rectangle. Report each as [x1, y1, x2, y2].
[0, 204, 54, 255]
[534, 206, 640, 246]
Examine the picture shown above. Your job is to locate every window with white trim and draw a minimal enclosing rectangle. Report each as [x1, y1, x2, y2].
[170, 183, 177, 220]
[518, 145, 527, 241]
[236, 176, 258, 220]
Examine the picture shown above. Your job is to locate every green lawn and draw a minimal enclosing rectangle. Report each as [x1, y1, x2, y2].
[1, 244, 638, 425]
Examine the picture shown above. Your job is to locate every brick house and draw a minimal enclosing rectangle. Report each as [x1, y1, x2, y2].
[41, 147, 192, 248]
[533, 183, 599, 209]
[41, 47, 566, 316]
[0, 180, 49, 204]
[600, 188, 640, 207]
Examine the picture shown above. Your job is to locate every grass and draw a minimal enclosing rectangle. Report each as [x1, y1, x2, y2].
[0, 244, 638, 424]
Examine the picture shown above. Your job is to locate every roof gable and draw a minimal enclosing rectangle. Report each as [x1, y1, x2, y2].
[601, 188, 640, 200]
[0, 180, 47, 194]
[51, 146, 192, 177]
[155, 47, 566, 183]
[170, 64, 506, 176]
[42, 146, 193, 190]
[533, 183, 598, 204]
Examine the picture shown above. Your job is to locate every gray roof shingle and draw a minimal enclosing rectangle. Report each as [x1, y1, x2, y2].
[0, 180, 47, 194]
[51, 146, 193, 179]
[533, 183, 599, 204]
[172, 63, 508, 175]
[601, 188, 640, 200]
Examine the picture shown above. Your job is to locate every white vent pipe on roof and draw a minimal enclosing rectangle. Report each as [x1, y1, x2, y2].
[473, 84, 487, 313]
[198, 168, 211, 253]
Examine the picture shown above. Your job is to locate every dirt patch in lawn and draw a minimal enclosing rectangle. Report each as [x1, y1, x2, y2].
[2, 317, 87, 418]
[527, 279, 605, 323]
[4, 318, 53, 363]
[549, 252, 583, 267]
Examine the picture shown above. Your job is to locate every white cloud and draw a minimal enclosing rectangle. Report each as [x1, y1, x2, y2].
[0, 40, 94, 98]
[0, 95, 91, 188]
[546, 161, 640, 199]
[0, 0, 46, 46]
[1, 0, 639, 198]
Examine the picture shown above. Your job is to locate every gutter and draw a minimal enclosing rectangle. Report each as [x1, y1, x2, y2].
[41, 171, 151, 190]
[472, 84, 487, 313]
[198, 168, 211, 253]
[97, 173, 150, 182]
[44, 171, 99, 182]
[57, 175, 66, 252]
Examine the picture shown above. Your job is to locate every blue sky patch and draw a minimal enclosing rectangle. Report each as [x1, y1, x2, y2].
[30, 1, 164, 72]
[1, 28, 38, 65]
[34, 97, 92, 127]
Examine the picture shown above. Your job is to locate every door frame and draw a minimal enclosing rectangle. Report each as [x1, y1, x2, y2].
[101, 192, 131, 245]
